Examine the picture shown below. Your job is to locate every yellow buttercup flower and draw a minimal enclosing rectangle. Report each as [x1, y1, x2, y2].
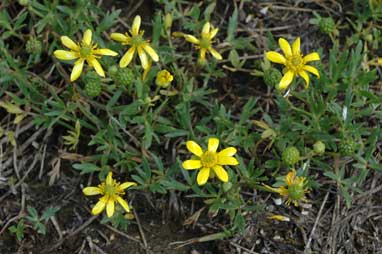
[182, 22, 222, 63]
[54, 29, 118, 82]
[111, 15, 159, 70]
[182, 138, 238, 186]
[266, 37, 320, 90]
[156, 70, 173, 88]
[263, 169, 309, 207]
[83, 172, 137, 218]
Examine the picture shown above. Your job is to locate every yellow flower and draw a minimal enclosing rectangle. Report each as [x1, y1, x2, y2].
[83, 172, 137, 218]
[182, 138, 239, 185]
[111, 15, 159, 70]
[182, 22, 222, 63]
[266, 37, 320, 90]
[156, 70, 173, 88]
[264, 169, 308, 206]
[54, 29, 118, 82]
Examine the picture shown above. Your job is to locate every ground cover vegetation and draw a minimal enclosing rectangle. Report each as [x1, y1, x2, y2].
[1, 0, 382, 253]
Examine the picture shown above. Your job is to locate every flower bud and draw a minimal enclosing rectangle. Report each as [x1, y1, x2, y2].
[313, 141, 325, 155]
[18, 0, 29, 6]
[156, 70, 173, 88]
[164, 13, 173, 31]
[282, 146, 300, 166]
[26, 37, 42, 54]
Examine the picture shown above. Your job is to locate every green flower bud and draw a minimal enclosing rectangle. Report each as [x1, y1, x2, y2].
[18, 0, 29, 6]
[108, 65, 118, 76]
[282, 146, 300, 166]
[222, 182, 232, 192]
[319, 17, 336, 34]
[164, 13, 173, 31]
[83, 71, 102, 97]
[263, 68, 282, 87]
[364, 34, 373, 42]
[313, 141, 325, 155]
[26, 37, 42, 54]
[113, 68, 134, 87]
[339, 139, 356, 156]
[288, 183, 305, 201]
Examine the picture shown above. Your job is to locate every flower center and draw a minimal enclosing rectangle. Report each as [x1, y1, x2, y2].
[80, 45, 92, 58]
[201, 151, 218, 168]
[104, 184, 117, 196]
[287, 183, 304, 201]
[131, 35, 144, 46]
[199, 37, 210, 49]
[286, 54, 304, 72]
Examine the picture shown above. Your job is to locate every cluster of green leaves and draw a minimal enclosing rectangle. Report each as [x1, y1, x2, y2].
[9, 206, 59, 241]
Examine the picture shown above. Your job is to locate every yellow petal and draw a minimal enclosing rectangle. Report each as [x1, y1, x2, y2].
[106, 199, 115, 218]
[218, 147, 237, 157]
[199, 48, 206, 62]
[303, 52, 320, 63]
[132, 15, 141, 36]
[218, 156, 239, 166]
[93, 48, 118, 56]
[186, 141, 203, 157]
[278, 71, 294, 90]
[70, 58, 85, 82]
[303, 65, 320, 78]
[208, 138, 219, 152]
[106, 172, 113, 185]
[119, 181, 137, 190]
[285, 170, 296, 186]
[120, 47, 136, 68]
[53, 50, 79, 60]
[87, 57, 105, 77]
[111, 33, 129, 43]
[143, 44, 159, 62]
[82, 29, 92, 46]
[279, 186, 289, 197]
[137, 46, 149, 70]
[299, 70, 310, 88]
[61, 36, 79, 51]
[279, 38, 292, 57]
[197, 168, 210, 185]
[209, 28, 219, 40]
[268, 214, 290, 222]
[262, 184, 282, 194]
[142, 61, 152, 81]
[182, 160, 202, 170]
[83, 186, 103, 196]
[292, 37, 300, 55]
[208, 47, 222, 60]
[116, 196, 130, 213]
[266, 51, 286, 64]
[91, 197, 107, 215]
[212, 165, 228, 182]
[184, 34, 199, 44]
[202, 22, 210, 37]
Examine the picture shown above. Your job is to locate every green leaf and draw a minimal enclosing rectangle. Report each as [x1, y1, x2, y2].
[72, 163, 101, 174]
[41, 207, 60, 222]
[226, 8, 238, 42]
[27, 206, 39, 220]
[97, 10, 121, 33]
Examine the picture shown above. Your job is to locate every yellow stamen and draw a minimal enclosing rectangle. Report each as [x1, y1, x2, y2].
[201, 151, 218, 168]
